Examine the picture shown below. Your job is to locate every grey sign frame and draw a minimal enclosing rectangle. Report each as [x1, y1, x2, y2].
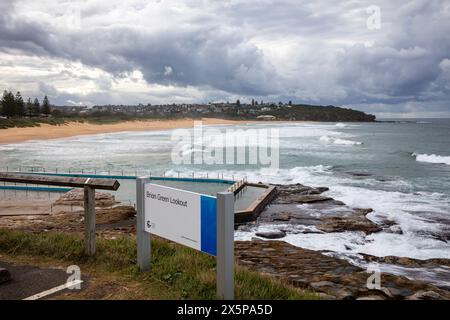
[136, 177, 235, 300]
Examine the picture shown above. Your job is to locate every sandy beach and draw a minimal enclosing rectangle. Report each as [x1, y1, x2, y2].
[0, 118, 255, 144]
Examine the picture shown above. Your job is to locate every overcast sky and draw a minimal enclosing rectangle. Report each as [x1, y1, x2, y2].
[1, 0, 449, 118]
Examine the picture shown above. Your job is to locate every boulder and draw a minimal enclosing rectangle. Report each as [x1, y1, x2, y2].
[54, 189, 118, 207]
[272, 212, 291, 222]
[255, 230, 287, 239]
[274, 184, 330, 197]
[316, 187, 331, 194]
[275, 195, 335, 204]
[316, 208, 381, 234]
[317, 216, 382, 234]
[406, 291, 442, 300]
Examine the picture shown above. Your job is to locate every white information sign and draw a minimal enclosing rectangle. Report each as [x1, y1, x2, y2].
[144, 183, 217, 256]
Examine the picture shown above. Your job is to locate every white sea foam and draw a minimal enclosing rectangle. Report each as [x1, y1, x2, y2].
[216, 165, 450, 260]
[2, 122, 450, 264]
[320, 135, 363, 145]
[236, 225, 450, 260]
[413, 153, 450, 165]
[335, 123, 348, 128]
[236, 223, 448, 260]
[278, 125, 343, 138]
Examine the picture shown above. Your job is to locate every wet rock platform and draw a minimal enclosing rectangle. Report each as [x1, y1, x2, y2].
[236, 240, 450, 300]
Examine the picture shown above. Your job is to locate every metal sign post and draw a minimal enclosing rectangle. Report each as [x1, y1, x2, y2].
[136, 177, 151, 271]
[216, 192, 235, 300]
[136, 178, 235, 299]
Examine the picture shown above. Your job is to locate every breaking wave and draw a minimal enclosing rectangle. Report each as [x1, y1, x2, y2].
[320, 136, 363, 145]
[413, 153, 450, 165]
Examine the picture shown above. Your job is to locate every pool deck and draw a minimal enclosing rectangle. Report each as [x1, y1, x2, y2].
[233, 183, 277, 226]
[0, 172, 277, 222]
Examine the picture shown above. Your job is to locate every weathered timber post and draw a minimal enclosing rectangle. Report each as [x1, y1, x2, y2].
[0, 173, 120, 257]
[84, 186, 96, 256]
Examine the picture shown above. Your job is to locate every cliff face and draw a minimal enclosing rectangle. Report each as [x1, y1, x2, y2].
[267, 105, 376, 122]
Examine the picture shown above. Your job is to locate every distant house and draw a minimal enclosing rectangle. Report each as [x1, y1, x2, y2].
[257, 115, 277, 121]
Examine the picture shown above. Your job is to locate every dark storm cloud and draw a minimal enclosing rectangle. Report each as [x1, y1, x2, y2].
[333, 0, 450, 105]
[0, 0, 281, 97]
[0, 0, 449, 116]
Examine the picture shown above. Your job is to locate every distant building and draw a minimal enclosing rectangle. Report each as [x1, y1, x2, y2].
[257, 115, 277, 121]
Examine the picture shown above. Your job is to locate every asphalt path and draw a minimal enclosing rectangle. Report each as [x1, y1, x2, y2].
[0, 261, 87, 300]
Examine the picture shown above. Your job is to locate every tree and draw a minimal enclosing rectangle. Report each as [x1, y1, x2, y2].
[51, 108, 63, 117]
[1, 90, 16, 117]
[42, 95, 51, 115]
[0, 91, 3, 116]
[26, 98, 33, 117]
[15, 91, 25, 116]
[33, 98, 41, 116]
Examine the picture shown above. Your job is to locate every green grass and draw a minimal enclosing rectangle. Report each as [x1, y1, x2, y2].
[0, 116, 198, 129]
[0, 229, 317, 300]
[0, 118, 67, 129]
[0, 116, 129, 129]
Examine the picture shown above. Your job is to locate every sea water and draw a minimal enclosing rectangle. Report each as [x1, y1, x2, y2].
[1, 119, 449, 263]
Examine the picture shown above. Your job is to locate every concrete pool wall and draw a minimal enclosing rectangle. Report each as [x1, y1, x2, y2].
[1, 172, 276, 222]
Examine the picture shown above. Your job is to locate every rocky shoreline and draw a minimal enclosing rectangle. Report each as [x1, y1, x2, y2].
[253, 183, 384, 235]
[236, 240, 450, 300]
[237, 183, 450, 298]
[1, 186, 449, 299]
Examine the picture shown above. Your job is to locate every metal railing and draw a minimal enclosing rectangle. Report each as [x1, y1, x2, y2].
[0, 166, 246, 184]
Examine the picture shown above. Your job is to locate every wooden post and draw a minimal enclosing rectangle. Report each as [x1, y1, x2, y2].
[84, 186, 96, 256]
[0, 173, 121, 258]
[0, 173, 120, 190]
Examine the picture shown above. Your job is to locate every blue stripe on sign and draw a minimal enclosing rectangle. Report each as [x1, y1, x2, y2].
[200, 195, 217, 256]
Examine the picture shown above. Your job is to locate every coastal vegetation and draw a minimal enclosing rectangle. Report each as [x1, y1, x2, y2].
[0, 117, 66, 129]
[0, 90, 51, 118]
[0, 229, 317, 300]
[0, 90, 58, 129]
[1, 88, 375, 130]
